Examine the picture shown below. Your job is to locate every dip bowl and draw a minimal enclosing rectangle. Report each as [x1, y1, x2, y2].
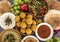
[0, 12, 15, 29]
[35, 23, 53, 41]
[21, 35, 39, 42]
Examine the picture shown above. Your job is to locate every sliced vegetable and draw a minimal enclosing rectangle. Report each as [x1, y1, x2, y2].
[14, 6, 18, 10]
[15, 10, 20, 15]
[24, 0, 30, 3]
[46, 37, 60, 42]
[14, 2, 19, 5]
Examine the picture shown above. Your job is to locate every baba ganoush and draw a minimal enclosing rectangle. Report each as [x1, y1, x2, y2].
[0, 29, 21, 42]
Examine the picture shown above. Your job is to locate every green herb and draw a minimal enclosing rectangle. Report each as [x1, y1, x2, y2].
[4, 34, 16, 42]
[4, 16, 12, 26]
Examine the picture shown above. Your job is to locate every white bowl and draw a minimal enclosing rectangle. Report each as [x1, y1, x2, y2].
[35, 23, 53, 41]
[21, 35, 39, 42]
[0, 12, 15, 29]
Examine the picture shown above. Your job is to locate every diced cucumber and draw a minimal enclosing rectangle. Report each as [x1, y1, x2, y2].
[11, 11, 15, 14]
[14, 6, 18, 10]
[10, 8, 14, 11]
[46, 40, 50, 42]
[14, 2, 19, 5]
[17, 6, 20, 9]
[11, 4, 14, 8]
[15, 10, 20, 14]
[18, 0, 22, 4]
[14, 0, 19, 3]
[24, 0, 29, 3]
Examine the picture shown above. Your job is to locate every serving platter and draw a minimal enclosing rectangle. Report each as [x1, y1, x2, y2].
[0, 0, 60, 42]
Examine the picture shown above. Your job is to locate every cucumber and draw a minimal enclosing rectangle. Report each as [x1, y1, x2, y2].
[14, 0, 19, 3]
[14, 2, 19, 5]
[11, 11, 15, 14]
[14, 6, 18, 10]
[24, 0, 29, 3]
[10, 8, 14, 11]
[18, 0, 22, 4]
[17, 6, 20, 9]
[15, 10, 20, 14]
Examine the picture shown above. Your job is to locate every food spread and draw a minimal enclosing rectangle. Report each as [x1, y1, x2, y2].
[0, 0, 60, 42]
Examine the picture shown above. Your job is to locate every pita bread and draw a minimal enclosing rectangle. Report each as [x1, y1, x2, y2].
[0, 0, 11, 16]
[44, 10, 60, 30]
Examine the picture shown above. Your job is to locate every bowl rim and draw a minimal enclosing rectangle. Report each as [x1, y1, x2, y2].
[0, 12, 15, 29]
[0, 29, 21, 42]
[35, 22, 53, 41]
[21, 35, 39, 42]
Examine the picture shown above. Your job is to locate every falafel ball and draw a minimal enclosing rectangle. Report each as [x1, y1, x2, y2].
[20, 22, 27, 29]
[27, 14, 33, 19]
[15, 16, 20, 22]
[20, 28, 26, 33]
[19, 12, 26, 19]
[16, 22, 21, 27]
[31, 25, 37, 31]
[26, 19, 33, 25]
[32, 20, 36, 25]
[26, 28, 32, 35]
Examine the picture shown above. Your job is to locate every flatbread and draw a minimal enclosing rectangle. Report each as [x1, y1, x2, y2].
[44, 10, 60, 30]
[46, 0, 60, 10]
[0, 0, 11, 16]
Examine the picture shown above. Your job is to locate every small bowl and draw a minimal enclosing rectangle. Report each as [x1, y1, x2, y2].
[21, 35, 39, 42]
[29, 0, 49, 17]
[35, 23, 53, 41]
[0, 12, 15, 29]
[0, 29, 21, 42]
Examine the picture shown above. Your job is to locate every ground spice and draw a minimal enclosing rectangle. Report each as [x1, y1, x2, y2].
[38, 25, 51, 38]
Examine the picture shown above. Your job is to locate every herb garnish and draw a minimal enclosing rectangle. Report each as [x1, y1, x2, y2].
[4, 16, 12, 26]
[4, 34, 16, 42]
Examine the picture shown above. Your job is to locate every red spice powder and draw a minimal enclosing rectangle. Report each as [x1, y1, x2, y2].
[38, 25, 51, 38]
